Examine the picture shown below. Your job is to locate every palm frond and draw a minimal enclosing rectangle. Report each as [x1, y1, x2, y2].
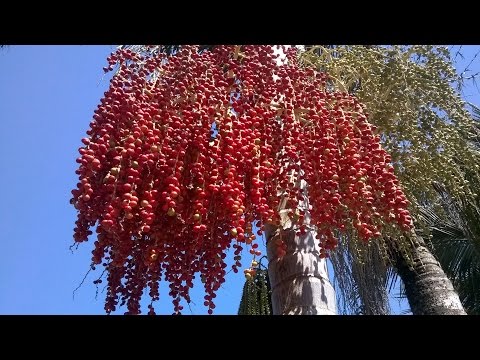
[330, 235, 391, 315]
[471, 103, 480, 120]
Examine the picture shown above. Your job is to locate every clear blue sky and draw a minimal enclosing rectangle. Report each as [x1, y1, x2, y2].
[0, 45, 478, 315]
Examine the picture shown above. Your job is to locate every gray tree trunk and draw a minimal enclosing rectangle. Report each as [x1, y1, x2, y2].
[391, 236, 466, 315]
[265, 174, 337, 315]
[266, 222, 337, 315]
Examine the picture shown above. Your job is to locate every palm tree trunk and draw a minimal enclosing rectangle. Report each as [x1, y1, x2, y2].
[265, 224, 337, 315]
[265, 172, 337, 315]
[265, 178, 337, 317]
[391, 236, 466, 315]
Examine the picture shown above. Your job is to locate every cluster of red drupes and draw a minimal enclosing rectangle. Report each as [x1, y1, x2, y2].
[71, 45, 412, 314]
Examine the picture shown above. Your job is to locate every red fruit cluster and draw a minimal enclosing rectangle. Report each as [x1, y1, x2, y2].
[71, 45, 412, 314]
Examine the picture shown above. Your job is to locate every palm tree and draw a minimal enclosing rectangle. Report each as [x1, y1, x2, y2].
[76, 45, 474, 315]
[298, 45, 480, 315]
[386, 103, 480, 315]
[242, 46, 476, 315]
[80, 45, 341, 315]
[413, 104, 480, 314]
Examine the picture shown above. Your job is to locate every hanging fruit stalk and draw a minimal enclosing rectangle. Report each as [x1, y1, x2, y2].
[238, 268, 272, 315]
[71, 45, 413, 314]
